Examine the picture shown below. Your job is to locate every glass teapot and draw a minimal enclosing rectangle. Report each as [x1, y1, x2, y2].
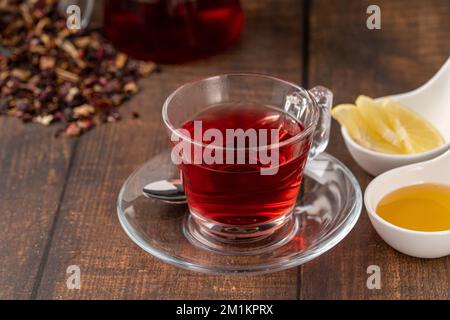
[61, 0, 244, 63]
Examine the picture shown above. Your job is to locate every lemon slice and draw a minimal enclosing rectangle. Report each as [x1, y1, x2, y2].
[332, 96, 444, 155]
[331, 103, 404, 154]
[355, 96, 403, 148]
[381, 99, 445, 154]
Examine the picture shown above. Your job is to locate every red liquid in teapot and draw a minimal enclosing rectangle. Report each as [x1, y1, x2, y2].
[104, 0, 244, 63]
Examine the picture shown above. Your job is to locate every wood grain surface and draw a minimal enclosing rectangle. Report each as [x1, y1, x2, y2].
[0, 121, 74, 299]
[0, 0, 449, 300]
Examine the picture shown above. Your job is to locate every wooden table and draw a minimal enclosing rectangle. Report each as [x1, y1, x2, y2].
[1, 0, 449, 300]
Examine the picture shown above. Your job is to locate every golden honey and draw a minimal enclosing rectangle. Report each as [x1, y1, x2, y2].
[376, 183, 450, 232]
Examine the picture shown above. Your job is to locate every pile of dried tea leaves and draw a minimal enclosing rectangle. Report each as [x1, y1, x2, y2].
[0, 0, 157, 136]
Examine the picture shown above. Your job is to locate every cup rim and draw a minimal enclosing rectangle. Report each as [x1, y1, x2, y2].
[162, 72, 319, 151]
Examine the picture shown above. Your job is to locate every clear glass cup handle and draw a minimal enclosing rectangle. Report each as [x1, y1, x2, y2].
[307, 86, 333, 160]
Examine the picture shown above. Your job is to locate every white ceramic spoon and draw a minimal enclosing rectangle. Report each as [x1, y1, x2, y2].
[342, 57, 450, 176]
[364, 149, 450, 258]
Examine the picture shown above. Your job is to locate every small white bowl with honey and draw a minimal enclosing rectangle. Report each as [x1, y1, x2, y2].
[364, 150, 450, 258]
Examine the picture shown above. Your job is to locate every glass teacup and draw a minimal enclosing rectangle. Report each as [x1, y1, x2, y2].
[163, 74, 332, 242]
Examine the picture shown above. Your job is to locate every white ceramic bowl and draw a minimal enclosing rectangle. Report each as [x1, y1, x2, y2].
[364, 150, 450, 258]
[342, 127, 450, 176]
[341, 57, 450, 176]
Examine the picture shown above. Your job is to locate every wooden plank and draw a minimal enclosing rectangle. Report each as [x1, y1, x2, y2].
[35, 0, 305, 299]
[0, 119, 73, 299]
[300, 0, 450, 299]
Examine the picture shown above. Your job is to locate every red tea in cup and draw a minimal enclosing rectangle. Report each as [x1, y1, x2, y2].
[178, 103, 311, 227]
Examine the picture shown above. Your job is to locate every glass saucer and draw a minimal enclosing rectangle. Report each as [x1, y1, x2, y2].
[117, 150, 362, 275]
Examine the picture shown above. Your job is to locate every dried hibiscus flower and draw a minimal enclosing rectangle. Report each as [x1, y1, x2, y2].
[0, 0, 157, 137]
